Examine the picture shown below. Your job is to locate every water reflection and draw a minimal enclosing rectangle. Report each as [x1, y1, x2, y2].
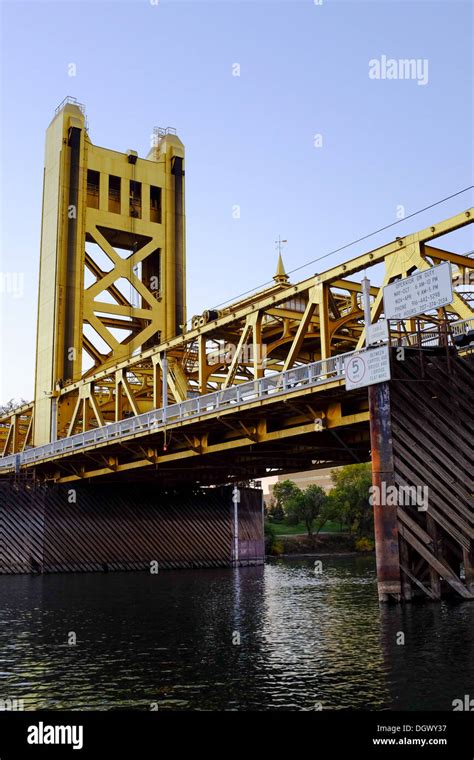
[379, 598, 474, 711]
[0, 557, 471, 710]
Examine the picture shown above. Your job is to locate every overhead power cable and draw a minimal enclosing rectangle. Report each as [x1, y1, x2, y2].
[199, 185, 473, 317]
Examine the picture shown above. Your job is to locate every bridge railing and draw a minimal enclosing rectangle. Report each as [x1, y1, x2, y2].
[1, 319, 471, 472]
[0, 350, 351, 471]
[389, 316, 474, 348]
[450, 317, 474, 336]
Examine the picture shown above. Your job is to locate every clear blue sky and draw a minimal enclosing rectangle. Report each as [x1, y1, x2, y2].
[0, 0, 472, 402]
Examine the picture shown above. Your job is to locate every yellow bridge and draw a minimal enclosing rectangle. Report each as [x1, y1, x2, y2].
[0, 99, 472, 601]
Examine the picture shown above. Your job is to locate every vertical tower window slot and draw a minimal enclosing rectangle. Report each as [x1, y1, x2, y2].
[129, 180, 142, 218]
[150, 185, 162, 223]
[108, 175, 121, 213]
[86, 170, 100, 209]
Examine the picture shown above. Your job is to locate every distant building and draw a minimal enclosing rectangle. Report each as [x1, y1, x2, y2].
[265, 466, 338, 508]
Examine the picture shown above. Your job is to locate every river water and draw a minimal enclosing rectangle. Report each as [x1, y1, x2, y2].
[0, 556, 472, 711]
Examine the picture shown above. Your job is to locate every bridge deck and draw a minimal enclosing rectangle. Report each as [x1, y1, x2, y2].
[1, 322, 472, 486]
[0, 348, 370, 484]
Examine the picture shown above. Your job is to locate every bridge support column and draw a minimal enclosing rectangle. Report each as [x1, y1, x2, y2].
[399, 538, 413, 602]
[426, 515, 442, 599]
[369, 381, 402, 603]
[390, 348, 473, 602]
[0, 483, 264, 574]
[463, 548, 474, 594]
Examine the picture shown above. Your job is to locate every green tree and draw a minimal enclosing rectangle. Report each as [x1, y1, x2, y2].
[272, 479, 301, 520]
[328, 463, 373, 537]
[264, 520, 283, 555]
[266, 497, 285, 523]
[286, 484, 327, 538]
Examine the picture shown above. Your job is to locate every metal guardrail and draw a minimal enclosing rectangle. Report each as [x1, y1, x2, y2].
[0, 349, 352, 472]
[389, 317, 474, 348]
[54, 97, 89, 130]
[449, 317, 474, 335]
[54, 96, 86, 116]
[1, 318, 472, 473]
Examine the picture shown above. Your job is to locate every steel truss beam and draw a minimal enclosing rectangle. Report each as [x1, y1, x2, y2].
[1, 209, 472, 454]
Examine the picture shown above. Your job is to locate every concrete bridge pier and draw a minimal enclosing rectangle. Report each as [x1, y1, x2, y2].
[0, 482, 264, 574]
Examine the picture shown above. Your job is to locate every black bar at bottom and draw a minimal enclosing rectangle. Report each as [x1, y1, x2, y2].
[0, 710, 472, 758]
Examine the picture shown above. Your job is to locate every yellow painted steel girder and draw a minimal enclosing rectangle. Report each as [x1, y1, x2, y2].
[1, 99, 472, 455]
[36, 207, 471, 441]
[41, 388, 371, 483]
[2, 209, 472, 451]
[32, 101, 185, 447]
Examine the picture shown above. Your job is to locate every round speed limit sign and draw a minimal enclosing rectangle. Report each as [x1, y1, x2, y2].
[346, 354, 367, 386]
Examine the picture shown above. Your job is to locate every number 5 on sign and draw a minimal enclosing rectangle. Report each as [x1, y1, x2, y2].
[344, 346, 391, 391]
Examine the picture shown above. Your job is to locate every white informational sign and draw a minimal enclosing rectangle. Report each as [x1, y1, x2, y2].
[344, 345, 391, 391]
[383, 262, 453, 321]
[367, 319, 389, 346]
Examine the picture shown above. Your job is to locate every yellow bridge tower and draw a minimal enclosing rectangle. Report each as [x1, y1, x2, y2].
[34, 98, 185, 446]
[0, 101, 472, 598]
